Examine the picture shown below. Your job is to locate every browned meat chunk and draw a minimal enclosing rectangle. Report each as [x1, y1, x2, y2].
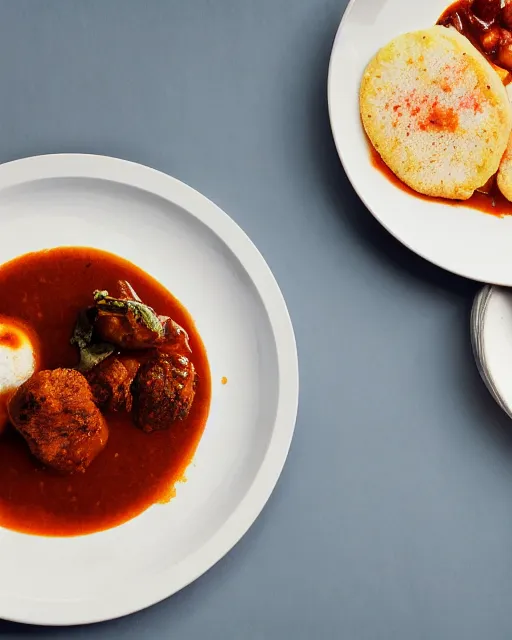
[85, 356, 140, 412]
[95, 312, 159, 350]
[132, 352, 196, 433]
[8, 369, 108, 473]
[93, 286, 191, 352]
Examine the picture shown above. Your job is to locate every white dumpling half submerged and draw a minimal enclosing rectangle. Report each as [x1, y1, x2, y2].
[0, 317, 39, 433]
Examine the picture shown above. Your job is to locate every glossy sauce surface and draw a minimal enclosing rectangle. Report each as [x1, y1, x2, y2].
[0, 247, 211, 536]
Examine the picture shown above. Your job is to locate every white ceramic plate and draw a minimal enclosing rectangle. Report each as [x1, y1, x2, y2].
[471, 285, 512, 418]
[0, 154, 298, 626]
[328, 0, 512, 285]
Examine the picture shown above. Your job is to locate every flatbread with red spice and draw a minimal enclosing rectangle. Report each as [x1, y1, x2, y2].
[360, 26, 512, 200]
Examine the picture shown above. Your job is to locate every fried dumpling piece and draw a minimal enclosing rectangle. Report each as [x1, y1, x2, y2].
[360, 26, 512, 200]
[8, 369, 108, 473]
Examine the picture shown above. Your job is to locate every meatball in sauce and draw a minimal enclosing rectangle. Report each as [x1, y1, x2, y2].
[9, 369, 108, 473]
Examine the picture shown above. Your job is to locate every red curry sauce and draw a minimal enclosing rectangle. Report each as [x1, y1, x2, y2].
[370, 145, 512, 217]
[0, 247, 211, 536]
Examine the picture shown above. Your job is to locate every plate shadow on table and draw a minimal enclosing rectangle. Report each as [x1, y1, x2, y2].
[320, 137, 479, 299]
[318, 151, 512, 451]
[450, 296, 512, 451]
[312, 42, 478, 299]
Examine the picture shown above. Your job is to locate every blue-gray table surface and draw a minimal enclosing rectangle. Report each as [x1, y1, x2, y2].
[0, 1, 510, 638]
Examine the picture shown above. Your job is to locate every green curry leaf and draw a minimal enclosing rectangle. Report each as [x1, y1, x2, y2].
[70, 308, 115, 372]
[93, 290, 164, 337]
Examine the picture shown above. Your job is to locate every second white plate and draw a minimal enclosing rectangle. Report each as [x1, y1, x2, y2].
[328, 0, 512, 285]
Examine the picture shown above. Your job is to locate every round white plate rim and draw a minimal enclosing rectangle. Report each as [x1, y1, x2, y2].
[327, 0, 443, 280]
[327, 0, 512, 286]
[0, 153, 299, 626]
[470, 285, 510, 416]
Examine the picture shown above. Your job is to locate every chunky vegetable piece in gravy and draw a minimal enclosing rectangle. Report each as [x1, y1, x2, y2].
[0, 247, 211, 536]
[438, 0, 512, 76]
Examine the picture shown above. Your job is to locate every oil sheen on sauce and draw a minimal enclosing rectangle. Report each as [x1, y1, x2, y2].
[0, 247, 211, 536]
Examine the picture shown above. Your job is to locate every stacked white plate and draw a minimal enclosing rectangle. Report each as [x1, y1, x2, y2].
[471, 286, 512, 419]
